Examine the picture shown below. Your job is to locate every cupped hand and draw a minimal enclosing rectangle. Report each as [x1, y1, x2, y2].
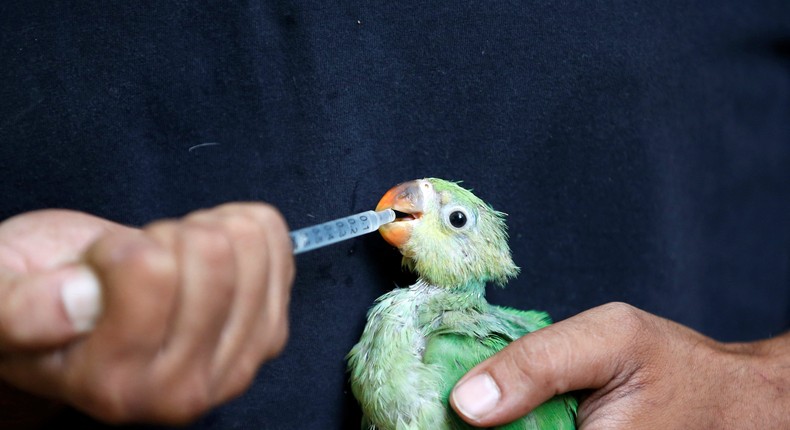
[451, 302, 790, 429]
[0, 204, 294, 424]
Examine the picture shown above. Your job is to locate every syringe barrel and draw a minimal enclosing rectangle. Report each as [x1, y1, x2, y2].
[290, 209, 395, 254]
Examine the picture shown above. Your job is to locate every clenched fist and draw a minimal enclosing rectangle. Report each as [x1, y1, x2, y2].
[0, 203, 294, 424]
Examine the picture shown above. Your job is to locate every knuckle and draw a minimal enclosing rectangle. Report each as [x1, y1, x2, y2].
[254, 205, 291, 240]
[184, 209, 214, 223]
[222, 212, 265, 240]
[546, 331, 581, 393]
[182, 224, 233, 264]
[266, 263, 295, 305]
[596, 302, 656, 371]
[76, 364, 211, 425]
[504, 341, 540, 381]
[123, 251, 177, 298]
[87, 234, 178, 301]
[509, 336, 556, 387]
[79, 373, 139, 424]
[0, 302, 27, 346]
[95, 234, 167, 274]
[260, 314, 289, 360]
[269, 322, 289, 355]
[262, 306, 284, 334]
[251, 203, 284, 223]
[130, 371, 213, 425]
[144, 218, 177, 233]
[165, 376, 213, 423]
[121, 245, 150, 269]
[223, 355, 259, 399]
[496, 329, 579, 397]
[599, 302, 646, 338]
[143, 220, 178, 246]
[85, 233, 127, 269]
[216, 202, 288, 231]
[599, 301, 639, 318]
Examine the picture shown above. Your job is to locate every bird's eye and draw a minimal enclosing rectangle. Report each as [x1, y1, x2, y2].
[449, 211, 467, 228]
[442, 205, 474, 230]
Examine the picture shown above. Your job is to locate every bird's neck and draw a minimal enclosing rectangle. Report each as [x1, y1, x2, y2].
[411, 277, 487, 308]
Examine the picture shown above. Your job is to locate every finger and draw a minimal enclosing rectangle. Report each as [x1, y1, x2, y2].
[65, 222, 235, 425]
[150, 216, 236, 385]
[0, 231, 178, 406]
[62, 229, 181, 423]
[81, 230, 178, 356]
[210, 203, 295, 401]
[204, 206, 273, 395]
[0, 265, 100, 350]
[257, 203, 294, 362]
[450, 302, 649, 427]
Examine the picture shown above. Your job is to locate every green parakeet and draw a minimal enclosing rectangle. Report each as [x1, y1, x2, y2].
[347, 178, 577, 429]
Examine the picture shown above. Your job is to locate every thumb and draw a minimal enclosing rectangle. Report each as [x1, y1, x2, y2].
[450, 303, 645, 426]
[0, 265, 102, 350]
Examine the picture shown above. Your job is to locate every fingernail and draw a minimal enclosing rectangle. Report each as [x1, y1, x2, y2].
[60, 267, 102, 333]
[452, 373, 500, 420]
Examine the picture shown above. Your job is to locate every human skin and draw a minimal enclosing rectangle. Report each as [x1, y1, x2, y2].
[451, 302, 790, 429]
[0, 204, 294, 425]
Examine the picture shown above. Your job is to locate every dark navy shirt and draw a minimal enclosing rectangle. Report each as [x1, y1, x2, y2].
[1, 1, 788, 428]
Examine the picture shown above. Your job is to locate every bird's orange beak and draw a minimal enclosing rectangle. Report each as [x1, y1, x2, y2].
[376, 180, 425, 249]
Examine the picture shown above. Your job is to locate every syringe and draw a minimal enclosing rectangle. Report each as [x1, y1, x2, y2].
[290, 209, 396, 254]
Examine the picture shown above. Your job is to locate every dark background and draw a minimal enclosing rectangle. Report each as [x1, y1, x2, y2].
[1, 1, 788, 428]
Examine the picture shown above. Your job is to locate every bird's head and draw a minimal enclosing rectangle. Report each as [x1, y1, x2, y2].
[376, 178, 519, 289]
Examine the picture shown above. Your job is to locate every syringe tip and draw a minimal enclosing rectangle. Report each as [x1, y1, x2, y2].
[376, 208, 396, 226]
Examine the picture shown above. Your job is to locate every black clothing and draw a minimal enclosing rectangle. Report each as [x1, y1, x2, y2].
[1, 2, 788, 428]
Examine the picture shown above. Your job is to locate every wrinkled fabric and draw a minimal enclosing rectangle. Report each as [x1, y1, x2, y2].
[1, 1, 788, 428]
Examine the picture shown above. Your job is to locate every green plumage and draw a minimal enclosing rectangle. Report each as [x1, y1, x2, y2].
[347, 178, 577, 429]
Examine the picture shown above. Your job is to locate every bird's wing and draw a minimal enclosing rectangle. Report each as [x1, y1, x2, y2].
[422, 308, 577, 430]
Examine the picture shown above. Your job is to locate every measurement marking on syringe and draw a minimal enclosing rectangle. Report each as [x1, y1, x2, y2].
[289, 209, 396, 255]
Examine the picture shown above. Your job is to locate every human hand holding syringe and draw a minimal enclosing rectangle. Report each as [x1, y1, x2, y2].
[0, 203, 397, 425]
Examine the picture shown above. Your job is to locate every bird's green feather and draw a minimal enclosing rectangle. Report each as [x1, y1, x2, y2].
[400, 179, 519, 289]
[348, 178, 577, 429]
[424, 329, 577, 430]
